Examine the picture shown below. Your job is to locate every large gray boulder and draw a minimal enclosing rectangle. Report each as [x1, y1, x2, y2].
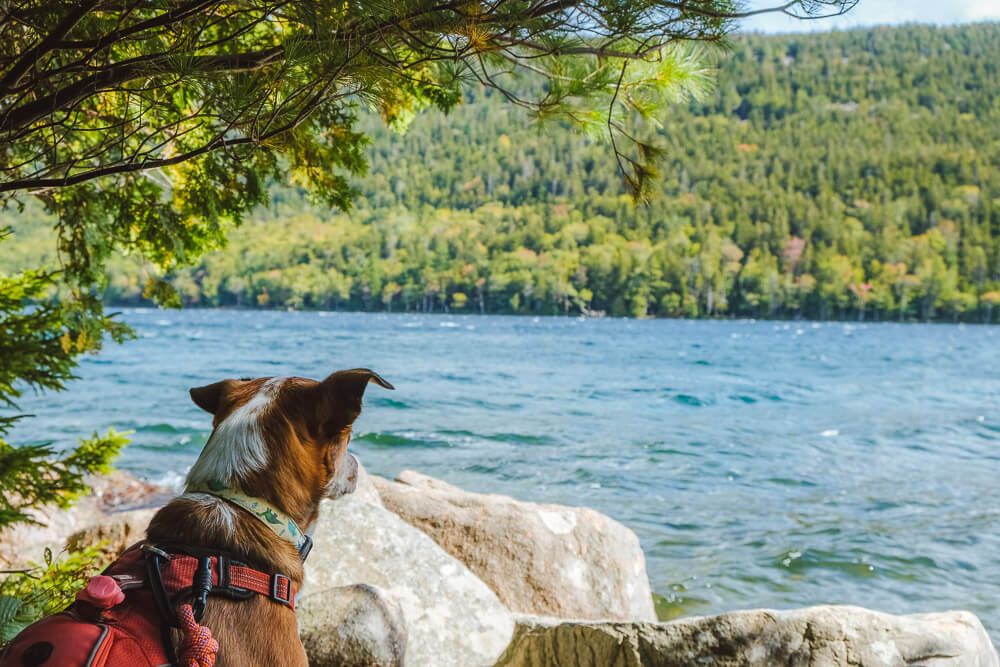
[373, 470, 656, 621]
[299, 584, 406, 667]
[494, 605, 1000, 667]
[304, 492, 514, 667]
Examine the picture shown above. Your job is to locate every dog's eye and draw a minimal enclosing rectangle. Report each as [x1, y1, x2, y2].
[239, 377, 253, 381]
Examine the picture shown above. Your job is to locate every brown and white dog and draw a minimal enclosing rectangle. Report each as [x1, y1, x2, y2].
[146, 368, 393, 666]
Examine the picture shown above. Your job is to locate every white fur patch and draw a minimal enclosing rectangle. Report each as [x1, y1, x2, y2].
[181, 492, 238, 534]
[186, 377, 285, 488]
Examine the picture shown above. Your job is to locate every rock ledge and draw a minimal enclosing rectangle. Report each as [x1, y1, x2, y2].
[495, 605, 999, 667]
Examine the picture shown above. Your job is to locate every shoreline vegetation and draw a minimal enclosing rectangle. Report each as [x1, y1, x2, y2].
[3, 23, 999, 324]
[107, 304, 1000, 326]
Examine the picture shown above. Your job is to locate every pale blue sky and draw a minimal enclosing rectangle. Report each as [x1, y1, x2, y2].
[740, 0, 1000, 32]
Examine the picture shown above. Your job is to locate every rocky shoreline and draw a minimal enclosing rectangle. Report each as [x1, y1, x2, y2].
[2, 464, 997, 666]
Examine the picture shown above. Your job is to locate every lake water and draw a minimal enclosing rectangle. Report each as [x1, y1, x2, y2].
[9, 309, 1000, 633]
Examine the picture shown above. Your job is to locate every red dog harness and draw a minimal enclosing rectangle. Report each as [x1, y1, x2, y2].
[0, 543, 298, 667]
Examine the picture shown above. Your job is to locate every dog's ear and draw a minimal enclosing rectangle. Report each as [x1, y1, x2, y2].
[312, 368, 394, 440]
[189, 380, 230, 415]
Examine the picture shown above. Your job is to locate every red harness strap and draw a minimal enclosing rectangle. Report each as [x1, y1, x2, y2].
[0, 543, 297, 667]
[109, 544, 297, 611]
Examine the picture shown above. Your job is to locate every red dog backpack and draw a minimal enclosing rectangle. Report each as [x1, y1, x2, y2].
[0, 543, 297, 667]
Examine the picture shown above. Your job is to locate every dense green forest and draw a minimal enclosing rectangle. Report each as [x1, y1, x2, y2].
[4, 23, 999, 321]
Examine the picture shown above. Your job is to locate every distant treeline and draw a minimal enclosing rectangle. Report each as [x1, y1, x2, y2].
[4, 23, 999, 321]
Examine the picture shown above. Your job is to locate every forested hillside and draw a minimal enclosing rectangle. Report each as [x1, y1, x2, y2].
[5, 23, 1000, 321]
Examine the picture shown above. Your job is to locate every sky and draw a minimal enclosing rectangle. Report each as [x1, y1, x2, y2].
[740, 0, 1000, 32]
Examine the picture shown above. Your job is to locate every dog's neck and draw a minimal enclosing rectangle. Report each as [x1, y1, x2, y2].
[146, 489, 314, 583]
[187, 481, 312, 558]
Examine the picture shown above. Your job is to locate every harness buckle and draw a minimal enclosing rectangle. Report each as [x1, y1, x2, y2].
[297, 535, 313, 561]
[216, 554, 229, 589]
[271, 573, 292, 605]
[191, 556, 214, 621]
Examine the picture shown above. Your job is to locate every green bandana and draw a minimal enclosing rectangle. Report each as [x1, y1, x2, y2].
[191, 480, 311, 558]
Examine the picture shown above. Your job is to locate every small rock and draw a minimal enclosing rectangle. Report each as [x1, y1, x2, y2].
[90, 470, 173, 511]
[373, 470, 656, 621]
[66, 508, 158, 559]
[299, 584, 406, 667]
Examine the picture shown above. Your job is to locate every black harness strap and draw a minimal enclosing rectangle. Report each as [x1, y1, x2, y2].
[142, 546, 180, 667]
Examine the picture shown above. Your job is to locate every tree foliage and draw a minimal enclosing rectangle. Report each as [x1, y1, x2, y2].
[0, 545, 113, 642]
[7, 22, 994, 322]
[1, 0, 853, 287]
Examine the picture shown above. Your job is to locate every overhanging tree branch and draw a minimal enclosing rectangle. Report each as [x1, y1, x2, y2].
[0, 47, 285, 135]
[0, 0, 102, 93]
[0, 0, 858, 195]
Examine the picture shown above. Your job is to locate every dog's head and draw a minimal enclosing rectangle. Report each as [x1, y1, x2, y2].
[185, 368, 393, 527]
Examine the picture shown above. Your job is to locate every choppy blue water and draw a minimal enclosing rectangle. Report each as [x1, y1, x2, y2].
[9, 310, 1000, 632]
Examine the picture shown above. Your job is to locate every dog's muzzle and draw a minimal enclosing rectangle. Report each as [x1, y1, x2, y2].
[326, 452, 361, 500]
